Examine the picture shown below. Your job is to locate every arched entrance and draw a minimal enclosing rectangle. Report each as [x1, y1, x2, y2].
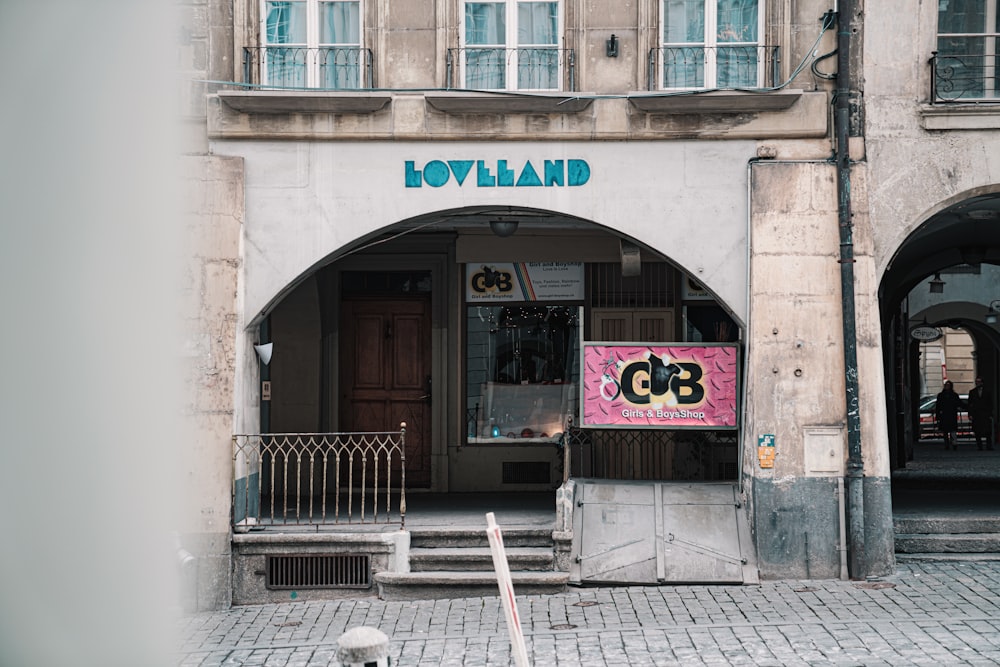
[256, 207, 745, 493]
[880, 191, 1000, 557]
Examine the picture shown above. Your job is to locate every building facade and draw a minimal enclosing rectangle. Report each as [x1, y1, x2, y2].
[178, 0, 1000, 610]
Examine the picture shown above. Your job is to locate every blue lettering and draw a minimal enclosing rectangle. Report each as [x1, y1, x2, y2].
[497, 160, 515, 187]
[544, 160, 564, 186]
[423, 160, 450, 187]
[404, 161, 422, 188]
[515, 161, 543, 187]
[477, 160, 496, 187]
[568, 159, 591, 186]
[404, 159, 590, 188]
[448, 160, 474, 185]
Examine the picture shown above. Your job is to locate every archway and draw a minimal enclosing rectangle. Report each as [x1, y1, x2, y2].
[880, 192, 1000, 469]
[254, 207, 745, 493]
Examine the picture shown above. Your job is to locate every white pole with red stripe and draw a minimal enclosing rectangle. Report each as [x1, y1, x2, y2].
[486, 511, 530, 666]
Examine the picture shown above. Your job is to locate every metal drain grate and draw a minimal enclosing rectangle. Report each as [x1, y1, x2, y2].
[266, 554, 371, 590]
[502, 461, 551, 484]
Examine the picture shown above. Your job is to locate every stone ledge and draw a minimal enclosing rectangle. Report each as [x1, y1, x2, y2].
[628, 89, 806, 114]
[920, 103, 1000, 130]
[218, 90, 392, 114]
[425, 91, 594, 114]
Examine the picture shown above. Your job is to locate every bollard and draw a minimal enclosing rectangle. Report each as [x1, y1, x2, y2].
[336, 626, 390, 667]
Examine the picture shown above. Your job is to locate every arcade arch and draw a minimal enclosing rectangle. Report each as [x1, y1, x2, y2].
[252, 208, 744, 492]
[880, 192, 1000, 469]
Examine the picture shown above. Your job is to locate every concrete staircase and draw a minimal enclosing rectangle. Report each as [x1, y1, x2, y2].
[894, 514, 1000, 561]
[374, 526, 570, 600]
[894, 480, 1000, 561]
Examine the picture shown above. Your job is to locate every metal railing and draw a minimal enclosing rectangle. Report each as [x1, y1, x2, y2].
[243, 46, 374, 89]
[232, 424, 406, 531]
[930, 51, 1000, 103]
[562, 426, 738, 482]
[446, 47, 576, 91]
[647, 45, 780, 91]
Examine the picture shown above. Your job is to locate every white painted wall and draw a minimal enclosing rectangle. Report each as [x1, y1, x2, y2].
[209, 140, 756, 325]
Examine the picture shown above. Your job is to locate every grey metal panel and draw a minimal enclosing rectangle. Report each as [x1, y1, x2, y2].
[571, 479, 754, 585]
[575, 480, 658, 583]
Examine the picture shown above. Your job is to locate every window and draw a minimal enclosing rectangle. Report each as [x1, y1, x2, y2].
[466, 305, 580, 443]
[660, 0, 763, 89]
[936, 0, 1000, 100]
[261, 1, 363, 88]
[461, 1, 562, 90]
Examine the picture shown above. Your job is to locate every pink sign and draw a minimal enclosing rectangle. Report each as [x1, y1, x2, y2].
[582, 344, 739, 428]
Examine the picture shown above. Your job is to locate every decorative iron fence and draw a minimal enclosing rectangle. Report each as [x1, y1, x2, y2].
[242, 46, 374, 89]
[562, 426, 738, 482]
[647, 45, 780, 91]
[930, 51, 1000, 103]
[446, 47, 576, 91]
[232, 425, 406, 531]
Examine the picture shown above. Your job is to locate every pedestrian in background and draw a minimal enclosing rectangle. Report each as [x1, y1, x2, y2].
[968, 376, 994, 451]
[936, 381, 964, 450]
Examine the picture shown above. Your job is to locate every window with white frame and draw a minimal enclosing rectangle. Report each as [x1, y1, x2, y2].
[461, 1, 562, 90]
[261, 0, 363, 88]
[936, 0, 999, 100]
[660, 0, 763, 89]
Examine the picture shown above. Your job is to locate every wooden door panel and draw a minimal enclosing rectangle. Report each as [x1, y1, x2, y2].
[391, 313, 426, 391]
[353, 314, 386, 388]
[342, 297, 432, 488]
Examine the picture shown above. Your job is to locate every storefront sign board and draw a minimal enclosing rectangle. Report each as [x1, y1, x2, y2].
[466, 262, 584, 302]
[581, 344, 739, 428]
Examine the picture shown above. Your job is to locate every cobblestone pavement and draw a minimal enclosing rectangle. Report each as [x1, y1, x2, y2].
[178, 561, 1000, 666]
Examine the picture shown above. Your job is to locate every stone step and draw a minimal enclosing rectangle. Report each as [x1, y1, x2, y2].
[895, 532, 1000, 554]
[895, 552, 1000, 563]
[373, 570, 569, 601]
[409, 546, 554, 572]
[408, 526, 554, 549]
[894, 516, 1000, 535]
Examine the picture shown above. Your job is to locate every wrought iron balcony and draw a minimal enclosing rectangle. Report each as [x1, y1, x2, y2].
[648, 45, 780, 91]
[931, 52, 1000, 103]
[446, 47, 576, 91]
[243, 46, 374, 90]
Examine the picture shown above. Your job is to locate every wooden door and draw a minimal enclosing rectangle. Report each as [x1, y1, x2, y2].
[340, 298, 432, 487]
[592, 308, 674, 342]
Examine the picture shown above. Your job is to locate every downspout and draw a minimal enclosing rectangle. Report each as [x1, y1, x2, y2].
[835, 0, 866, 579]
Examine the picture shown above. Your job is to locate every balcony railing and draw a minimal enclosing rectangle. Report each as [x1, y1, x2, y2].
[446, 47, 576, 91]
[232, 425, 406, 531]
[243, 46, 374, 89]
[931, 51, 1000, 103]
[648, 45, 780, 91]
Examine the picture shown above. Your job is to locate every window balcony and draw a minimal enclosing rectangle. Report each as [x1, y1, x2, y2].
[648, 45, 781, 91]
[931, 52, 1000, 103]
[446, 47, 576, 92]
[243, 46, 374, 89]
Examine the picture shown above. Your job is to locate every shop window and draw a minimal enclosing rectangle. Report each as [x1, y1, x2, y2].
[466, 305, 580, 442]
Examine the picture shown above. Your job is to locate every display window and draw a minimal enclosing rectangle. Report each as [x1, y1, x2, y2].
[466, 304, 581, 443]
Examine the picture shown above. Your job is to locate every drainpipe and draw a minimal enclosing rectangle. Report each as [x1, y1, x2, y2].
[835, 0, 866, 579]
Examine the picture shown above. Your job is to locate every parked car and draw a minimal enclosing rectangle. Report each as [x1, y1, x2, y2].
[918, 394, 972, 439]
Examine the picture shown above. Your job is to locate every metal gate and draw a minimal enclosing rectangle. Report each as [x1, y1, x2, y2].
[570, 480, 758, 584]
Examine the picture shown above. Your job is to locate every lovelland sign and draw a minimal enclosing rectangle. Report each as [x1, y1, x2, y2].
[405, 158, 591, 188]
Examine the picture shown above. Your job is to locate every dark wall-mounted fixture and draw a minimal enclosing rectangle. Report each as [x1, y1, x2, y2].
[606, 34, 618, 57]
[987, 300, 1000, 325]
[928, 272, 945, 294]
[489, 218, 519, 237]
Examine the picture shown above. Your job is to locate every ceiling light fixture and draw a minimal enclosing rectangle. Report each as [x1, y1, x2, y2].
[489, 218, 519, 237]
